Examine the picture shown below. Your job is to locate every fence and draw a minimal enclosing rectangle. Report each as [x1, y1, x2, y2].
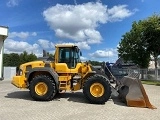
[112, 68, 160, 81]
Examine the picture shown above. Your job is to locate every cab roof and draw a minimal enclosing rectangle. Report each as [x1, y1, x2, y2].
[55, 44, 78, 48]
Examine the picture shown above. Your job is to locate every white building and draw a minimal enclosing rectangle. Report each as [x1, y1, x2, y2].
[0, 26, 8, 80]
[148, 59, 160, 69]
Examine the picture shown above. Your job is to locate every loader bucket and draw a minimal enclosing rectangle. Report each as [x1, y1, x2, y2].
[117, 75, 156, 109]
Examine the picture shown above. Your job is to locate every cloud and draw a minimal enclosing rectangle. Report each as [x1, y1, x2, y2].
[9, 32, 37, 39]
[80, 56, 88, 61]
[4, 39, 40, 55]
[55, 41, 90, 50]
[4, 38, 56, 57]
[4, 32, 89, 57]
[107, 5, 138, 22]
[31, 32, 37, 36]
[43, 2, 137, 44]
[89, 48, 118, 58]
[38, 39, 55, 49]
[76, 42, 90, 50]
[6, 0, 21, 7]
[43, 2, 107, 44]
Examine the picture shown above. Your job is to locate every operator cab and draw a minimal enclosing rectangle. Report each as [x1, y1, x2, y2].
[58, 45, 81, 68]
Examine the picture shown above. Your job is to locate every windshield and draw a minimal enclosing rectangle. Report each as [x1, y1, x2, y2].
[58, 46, 81, 68]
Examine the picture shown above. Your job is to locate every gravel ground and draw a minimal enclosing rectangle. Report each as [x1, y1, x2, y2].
[0, 80, 160, 120]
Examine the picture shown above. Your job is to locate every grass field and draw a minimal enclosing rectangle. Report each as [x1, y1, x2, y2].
[141, 80, 160, 86]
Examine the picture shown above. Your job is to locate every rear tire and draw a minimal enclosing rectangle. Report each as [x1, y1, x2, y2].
[83, 74, 111, 104]
[29, 75, 57, 101]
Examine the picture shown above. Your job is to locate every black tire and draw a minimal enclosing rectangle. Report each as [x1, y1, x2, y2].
[29, 75, 57, 101]
[83, 74, 111, 104]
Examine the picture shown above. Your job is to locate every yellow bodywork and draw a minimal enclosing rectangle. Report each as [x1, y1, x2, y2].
[35, 82, 48, 96]
[11, 44, 156, 109]
[11, 61, 46, 88]
[12, 76, 27, 88]
[90, 83, 104, 97]
[12, 44, 93, 92]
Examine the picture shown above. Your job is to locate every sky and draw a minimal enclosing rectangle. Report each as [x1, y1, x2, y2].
[1, 0, 160, 62]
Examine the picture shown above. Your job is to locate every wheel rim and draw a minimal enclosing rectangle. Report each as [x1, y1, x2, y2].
[90, 83, 104, 97]
[35, 82, 48, 96]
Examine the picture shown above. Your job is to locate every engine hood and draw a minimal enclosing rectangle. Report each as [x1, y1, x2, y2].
[19, 61, 45, 70]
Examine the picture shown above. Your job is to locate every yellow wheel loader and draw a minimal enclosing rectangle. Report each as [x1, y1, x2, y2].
[11, 44, 156, 108]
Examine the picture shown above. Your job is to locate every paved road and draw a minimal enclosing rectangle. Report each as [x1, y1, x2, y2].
[0, 80, 160, 120]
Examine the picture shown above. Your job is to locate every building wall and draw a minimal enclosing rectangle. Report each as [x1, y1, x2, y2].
[0, 40, 3, 79]
[0, 26, 8, 79]
[3, 67, 16, 80]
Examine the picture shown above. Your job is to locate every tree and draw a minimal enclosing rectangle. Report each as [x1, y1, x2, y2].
[158, 58, 160, 66]
[19, 51, 37, 64]
[3, 53, 20, 66]
[3, 54, 10, 66]
[3, 51, 37, 67]
[143, 14, 160, 69]
[10, 53, 20, 66]
[118, 14, 160, 69]
[27, 53, 37, 62]
[19, 51, 28, 65]
[118, 20, 150, 68]
[88, 60, 102, 66]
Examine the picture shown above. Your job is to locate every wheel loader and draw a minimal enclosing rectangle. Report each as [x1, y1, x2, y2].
[11, 44, 156, 108]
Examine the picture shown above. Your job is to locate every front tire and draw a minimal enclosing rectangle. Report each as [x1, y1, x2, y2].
[83, 74, 111, 104]
[29, 75, 57, 101]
